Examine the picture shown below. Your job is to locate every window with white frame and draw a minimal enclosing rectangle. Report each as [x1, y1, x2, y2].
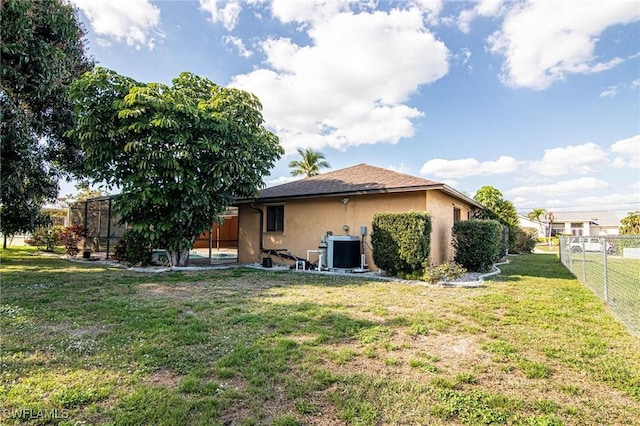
[571, 222, 583, 236]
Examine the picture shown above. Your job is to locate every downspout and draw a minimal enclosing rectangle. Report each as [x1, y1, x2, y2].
[249, 202, 264, 251]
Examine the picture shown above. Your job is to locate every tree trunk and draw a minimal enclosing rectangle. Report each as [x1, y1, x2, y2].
[3, 234, 7, 249]
[167, 247, 190, 267]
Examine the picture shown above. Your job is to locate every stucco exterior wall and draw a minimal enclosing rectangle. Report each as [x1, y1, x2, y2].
[237, 204, 262, 264]
[425, 190, 475, 265]
[238, 190, 477, 269]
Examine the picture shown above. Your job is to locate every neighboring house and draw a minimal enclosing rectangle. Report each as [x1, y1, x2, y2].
[547, 211, 621, 236]
[235, 163, 484, 270]
[517, 215, 546, 237]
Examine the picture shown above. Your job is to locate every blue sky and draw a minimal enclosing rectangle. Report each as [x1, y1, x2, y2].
[67, 0, 640, 216]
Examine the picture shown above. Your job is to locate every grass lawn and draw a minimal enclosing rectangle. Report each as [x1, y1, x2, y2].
[1, 248, 639, 425]
[564, 252, 640, 335]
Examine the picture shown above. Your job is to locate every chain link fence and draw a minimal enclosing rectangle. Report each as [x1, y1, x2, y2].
[559, 235, 640, 338]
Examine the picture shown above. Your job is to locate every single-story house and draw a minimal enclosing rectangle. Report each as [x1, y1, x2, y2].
[235, 163, 484, 271]
[517, 215, 546, 237]
[546, 211, 621, 236]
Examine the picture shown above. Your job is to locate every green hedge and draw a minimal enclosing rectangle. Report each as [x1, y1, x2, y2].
[371, 212, 431, 276]
[452, 219, 502, 272]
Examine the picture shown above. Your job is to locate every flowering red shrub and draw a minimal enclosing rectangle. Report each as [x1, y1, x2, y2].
[58, 225, 85, 256]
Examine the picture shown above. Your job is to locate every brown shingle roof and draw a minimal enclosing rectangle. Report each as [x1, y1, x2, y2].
[242, 163, 483, 208]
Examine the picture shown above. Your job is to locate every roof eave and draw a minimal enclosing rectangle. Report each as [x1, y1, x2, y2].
[236, 184, 486, 209]
[439, 184, 485, 210]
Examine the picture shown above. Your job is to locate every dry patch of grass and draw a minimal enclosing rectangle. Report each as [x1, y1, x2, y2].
[1, 248, 639, 425]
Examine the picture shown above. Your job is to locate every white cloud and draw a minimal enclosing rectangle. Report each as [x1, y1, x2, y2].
[231, 7, 449, 153]
[223, 36, 253, 58]
[631, 79, 640, 89]
[545, 199, 565, 208]
[269, 0, 445, 26]
[610, 134, 640, 168]
[265, 175, 301, 187]
[487, 0, 639, 89]
[455, 47, 473, 72]
[410, 0, 443, 24]
[270, 0, 353, 24]
[530, 142, 607, 176]
[95, 38, 112, 48]
[507, 177, 610, 197]
[440, 178, 462, 188]
[611, 156, 627, 168]
[461, 47, 472, 64]
[513, 196, 528, 205]
[199, 0, 242, 30]
[387, 163, 412, 175]
[457, 0, 502, 33]
[576, 192, 640, 209]
[599, 85, 618, 98]
[72, 0, 161, 50]
[419, 156, 518, 178]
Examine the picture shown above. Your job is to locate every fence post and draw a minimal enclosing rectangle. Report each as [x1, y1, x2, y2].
[566, 238, 573, 273]
[582, 239, 587, 283]
[106, 197, 112, 259]
[602, 238, 609, 303]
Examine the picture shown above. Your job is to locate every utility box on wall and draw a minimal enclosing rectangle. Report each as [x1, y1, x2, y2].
[327, 235, 361, 270]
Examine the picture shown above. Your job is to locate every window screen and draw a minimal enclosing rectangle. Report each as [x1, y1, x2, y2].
[266, 205, 284, 232]
[453, 207, 461, 223]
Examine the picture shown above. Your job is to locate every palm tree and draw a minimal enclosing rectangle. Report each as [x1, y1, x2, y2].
[620, 211, 640, 235]
[288, 148, 331, 177]
[527, 208, 547, 236]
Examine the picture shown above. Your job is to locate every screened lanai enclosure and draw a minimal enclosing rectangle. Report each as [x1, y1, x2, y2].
[69, 196, 238, 265]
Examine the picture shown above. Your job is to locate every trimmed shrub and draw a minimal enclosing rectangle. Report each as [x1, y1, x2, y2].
[513, 227, 537, 254]
[372, 212, 431, 276]
[452, 219, 502, 272]
[25, 226, 62, 252]
[113, 230, 153, 266]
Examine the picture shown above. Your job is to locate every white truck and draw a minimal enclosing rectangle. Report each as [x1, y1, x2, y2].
[569, 237, 611, 253]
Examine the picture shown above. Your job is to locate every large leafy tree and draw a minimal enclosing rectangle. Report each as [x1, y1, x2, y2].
[1, 0, 92, 242]
[288, 147, 331, 177]
[474, 185, 519, 227]
[620, 211, 640, 235]
[0, 96, 56, 248]
[68, 67, 283, 266]
[473, 185, 520, 253]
